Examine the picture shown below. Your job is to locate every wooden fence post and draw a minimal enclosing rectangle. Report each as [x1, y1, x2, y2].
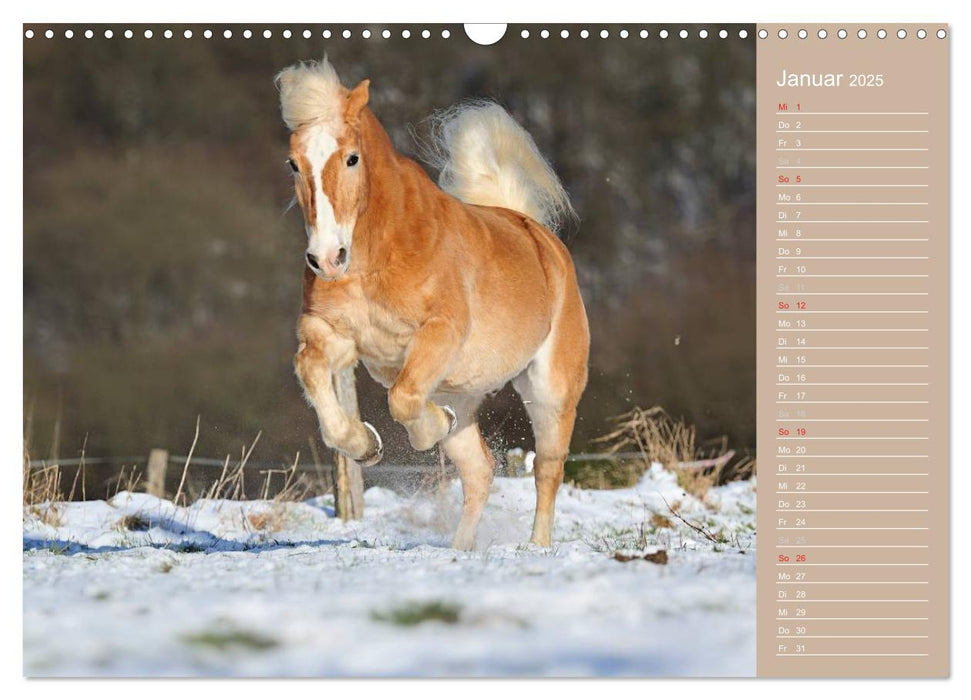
[146, 448, 169, 498]
[332, 368, 365, 520]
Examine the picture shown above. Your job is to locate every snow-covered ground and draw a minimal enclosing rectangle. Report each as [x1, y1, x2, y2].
[23, 464, 757, 677]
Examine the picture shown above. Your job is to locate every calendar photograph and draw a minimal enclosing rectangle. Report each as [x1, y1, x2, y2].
[22, 19, 948, 679]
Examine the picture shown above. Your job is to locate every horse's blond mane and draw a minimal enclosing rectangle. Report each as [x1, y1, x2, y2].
[275, 58, 345, 132]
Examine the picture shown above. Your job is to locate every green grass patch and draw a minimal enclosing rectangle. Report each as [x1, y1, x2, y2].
[371, 601, 462, 627]
[182, 628, 279, 652]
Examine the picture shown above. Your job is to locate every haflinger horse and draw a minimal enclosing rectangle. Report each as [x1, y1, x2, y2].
[276, 58, 589, 549]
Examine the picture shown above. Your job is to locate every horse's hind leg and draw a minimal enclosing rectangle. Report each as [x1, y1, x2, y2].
[513, 294, 589, 547]
[439, 397, 494, 550]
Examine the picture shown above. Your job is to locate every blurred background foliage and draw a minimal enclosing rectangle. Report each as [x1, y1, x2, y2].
[24, 24, 755, 471]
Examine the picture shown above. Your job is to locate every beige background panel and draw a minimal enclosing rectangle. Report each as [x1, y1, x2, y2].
[756, 23, 948, 677]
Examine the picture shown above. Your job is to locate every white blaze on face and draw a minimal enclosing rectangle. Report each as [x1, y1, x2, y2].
[304, 126, 352, 273]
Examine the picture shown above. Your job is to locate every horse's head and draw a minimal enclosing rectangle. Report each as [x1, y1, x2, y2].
[276, 59, 371, 280]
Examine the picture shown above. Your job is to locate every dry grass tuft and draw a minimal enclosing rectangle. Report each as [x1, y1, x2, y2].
[595, 405, 747, 501]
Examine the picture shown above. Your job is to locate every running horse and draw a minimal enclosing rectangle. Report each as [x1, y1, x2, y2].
[276, 58, 589, 549]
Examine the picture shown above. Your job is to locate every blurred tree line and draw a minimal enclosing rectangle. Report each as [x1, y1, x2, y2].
[23, 24, 755, 471]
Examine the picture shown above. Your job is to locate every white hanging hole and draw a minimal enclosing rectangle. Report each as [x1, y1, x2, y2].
[144, 29, 154, 39]
[719, 29, 728, 39]
[401, 29, 410, 39]
[679, 29, 688, 39]
[620, 29, 629, 39]
[45, 29, 54, 39]
[937, 29, 947, 39]
[302, 29, 311, 39]
[125, 29, 134, 39]
[817, 29, 827, 39]
[659, 29, 668, 39]
[560, 29, 569, 39]
[185, 30, 194, 39]
[837, 28, 847, 39]
[322, 30, 331, 39]
[797, 29, 807, 39]
[520, 29, 529, 39]
[223, 29, 232, 39]
[363, 29, 372, 39]
[441, 29, 450, 39]
[699, 29, 708, 39]
[917, 29, 927, 39]
[463, 23, 506, 45]
[65, 29, 74, 39]
[382, 29, 391, 39]
[642, 30, 651, 39]
[600, 29, 609, 39]
[105, 29, 113, 38]
[877, 29, 887, 39]
[86, 29, 94, 39]
[580, 29, 589, 39]
[778, 29, 788, 39]
[25, 29, 34, 39]
[540, 29, 549, 39]
[738, 29, 748, 38]
[165, 29, 174, 39]
[897, 29, 907, 39]
[281, 29, 290, 38]
[421, 29, 430, 39]
[758, 29, 768, 39]
[857, 29, 867, 39]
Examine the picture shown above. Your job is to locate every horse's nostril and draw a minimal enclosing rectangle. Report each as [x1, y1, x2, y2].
[336, 247, 348, 266]
[306, 252, 319, 269]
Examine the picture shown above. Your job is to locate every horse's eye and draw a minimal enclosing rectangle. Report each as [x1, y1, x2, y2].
[287, 158, 299, 174]
[346, 153, 359, 167]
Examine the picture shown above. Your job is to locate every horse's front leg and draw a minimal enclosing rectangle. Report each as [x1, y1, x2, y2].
[295, 315, 383, 466]
[388, 317, 462, 451]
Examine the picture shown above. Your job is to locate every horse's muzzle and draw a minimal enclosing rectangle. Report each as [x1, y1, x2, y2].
[306, 247, 348, 279]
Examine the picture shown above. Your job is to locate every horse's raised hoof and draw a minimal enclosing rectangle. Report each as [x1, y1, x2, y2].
[442, 405, 458, 435]
[358, 421, 383, 467]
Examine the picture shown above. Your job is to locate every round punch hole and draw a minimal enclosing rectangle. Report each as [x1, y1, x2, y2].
[521, 29, 529, 38]
[642, 30, 651, 39]
[660, 29, 669, 39]
[778, 28, 788, 39]
[917, 29, 927, 39]
[857, 29, 867, 39]
[937, 29, 947, 39]
[441, 29, 450, 39]
[362, 29, 371, 39]
[877, 29, 887, 39]
[580, 29, 589, 39]
[817, 29, 827, 39]
[223, 30, 232, 39]
[65, 29, 74, 38]
[620, 29, 629, 38]
[679, 29, 688, 39]
[560, 29, 569, 39]
[383, 29, 391, 39]
[185, 30, 194, 38]
[600, 29, 609, 39]
[738, 29, 748, 39]
[798, 29, 807, 39]
[422, 29, 430, 39]
[837, 28, 847, 39]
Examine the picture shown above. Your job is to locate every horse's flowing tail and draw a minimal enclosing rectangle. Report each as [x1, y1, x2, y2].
[422, 101, 575, 235]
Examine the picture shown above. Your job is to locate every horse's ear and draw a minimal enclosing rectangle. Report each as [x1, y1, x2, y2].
[345, 79, 370, 124]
